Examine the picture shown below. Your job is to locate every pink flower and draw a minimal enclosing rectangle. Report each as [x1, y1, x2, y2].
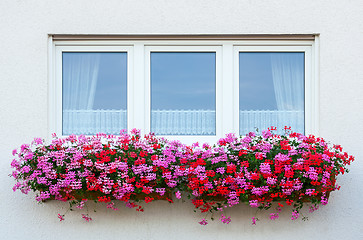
[262, 130, 272, 138]
[32, 138, 43, 145]
[58, 214, 65, 221]
[270, 213, 279, 220]
[175, 191, 181, 199]
[220, 214, 231, 224]
[249, 200, 259, 208]
[130, 128, 140, 135]
[156, 188, 166, 196]
[106, 202, 119, 211]
[82, 214, 92, 222]
[76, 200, 87, 209]
[252, 217, 257, 225]
[309, 205, 319, 213]
[291, 210, 299, 220]
[11, 171, 18, 179]
[198, 218, 208, 225]
[321, 197, 328, 205]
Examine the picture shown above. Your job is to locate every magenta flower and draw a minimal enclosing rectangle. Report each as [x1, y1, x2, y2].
[270, 213, 279, 220]
[291, 211, 299, 220]
[175, 191, 181, 199]
[198, 218, 208, 225]
[220, 214, 231, 224]
[58, 214, 65, 221]
[82, 214, 92, 222]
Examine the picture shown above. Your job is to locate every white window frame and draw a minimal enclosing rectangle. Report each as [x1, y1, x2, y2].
[51, 45, 133, 136]
[144, 45, 223, 143]
[49, 38, 318, 144]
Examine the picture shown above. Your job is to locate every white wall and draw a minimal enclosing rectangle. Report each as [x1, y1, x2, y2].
[1, 0, 363, 239]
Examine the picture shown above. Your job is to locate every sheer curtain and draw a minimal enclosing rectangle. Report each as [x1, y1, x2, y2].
[239, 52, 305, 135]
[151, 110, 215, 135]
[63, 53, 101, 135]
[270, 53, 304, 133]
[63, 53, 100, 110]
[63, 53, 128, 135]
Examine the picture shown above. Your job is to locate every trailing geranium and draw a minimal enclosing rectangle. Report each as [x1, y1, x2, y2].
[10, 127, 354, 225]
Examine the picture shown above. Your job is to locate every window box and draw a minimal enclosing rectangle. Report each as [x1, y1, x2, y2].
[11, 128, 353, 224]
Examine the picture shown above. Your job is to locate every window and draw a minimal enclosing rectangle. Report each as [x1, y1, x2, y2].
[50, 37, 318, 144]
[238, 51, 305, 135]
[62, 52, 128, 135]
[149, 51, 216, 135]
[234, 44, 315, 136]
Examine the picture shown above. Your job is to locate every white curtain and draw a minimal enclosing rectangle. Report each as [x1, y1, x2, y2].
[270, 53, 304, 111]
[63, 53, 100, 110]
[63, 109, 127, 135]
[239, 53, 305, 135]
[270, 53, 304, 133]
[151, 110, 215, 135]
[63, 53, 128, 135]
[63, 53, 101, 135]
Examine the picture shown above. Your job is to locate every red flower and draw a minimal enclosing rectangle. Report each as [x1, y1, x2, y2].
[206, 170, 215, 177]
[144, 197, 154, 203]
[226, 164, 236, 174]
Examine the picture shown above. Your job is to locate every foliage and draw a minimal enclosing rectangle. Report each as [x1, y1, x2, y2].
[10, 128, 354, 224]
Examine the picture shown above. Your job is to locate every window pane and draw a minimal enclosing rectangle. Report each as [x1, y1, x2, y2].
[62, 52, 127, 135]
[239, 52, 304, 135]
[151, 52, 216, 135]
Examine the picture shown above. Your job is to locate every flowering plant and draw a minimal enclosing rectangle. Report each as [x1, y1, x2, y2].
[10, 128, 354, 225]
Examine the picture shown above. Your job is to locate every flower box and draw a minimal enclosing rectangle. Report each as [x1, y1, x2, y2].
[10, 128, 354, 224]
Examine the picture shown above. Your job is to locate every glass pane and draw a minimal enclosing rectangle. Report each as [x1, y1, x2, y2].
[151, 52, 216, 135]
[62, 52, 127, 135]
[239, 52, 304, 135]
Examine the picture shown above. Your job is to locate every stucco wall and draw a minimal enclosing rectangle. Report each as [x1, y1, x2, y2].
[1, 0, 363, 239]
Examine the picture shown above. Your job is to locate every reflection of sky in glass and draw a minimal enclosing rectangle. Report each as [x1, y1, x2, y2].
[151, 52, 216, 110]
[93, 53, 127, 109]
[239, 52, 305, 135]
[239, 53, 277, 110]
[62, 52, 127, 135]
[62, 52, 127, 110]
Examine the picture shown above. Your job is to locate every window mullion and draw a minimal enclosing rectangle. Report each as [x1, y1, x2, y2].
[221, 43, 235, 135]
[131, 43, 146, 134]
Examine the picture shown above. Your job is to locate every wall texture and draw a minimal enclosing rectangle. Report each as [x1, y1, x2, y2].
[1, 0, 362, 239]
